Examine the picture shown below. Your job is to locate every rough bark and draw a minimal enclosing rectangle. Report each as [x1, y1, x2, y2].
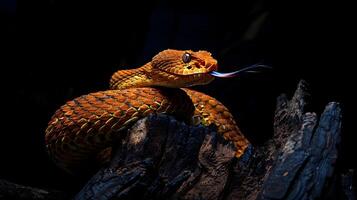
[227, 80, 342, 200]
[74, 114, 237, 200]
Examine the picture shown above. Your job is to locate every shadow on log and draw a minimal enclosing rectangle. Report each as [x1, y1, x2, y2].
[75, 114, 236, 200]
[0, 81, 349, 200]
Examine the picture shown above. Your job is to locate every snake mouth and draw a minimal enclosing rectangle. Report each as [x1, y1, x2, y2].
[158, 69, 213, 77]
[154, 67, 215, 88]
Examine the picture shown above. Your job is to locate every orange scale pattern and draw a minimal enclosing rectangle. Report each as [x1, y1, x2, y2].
[45, 49, 250, 174]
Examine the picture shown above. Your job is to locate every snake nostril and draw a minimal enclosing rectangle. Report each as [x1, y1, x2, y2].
[187, 65, 192, 69]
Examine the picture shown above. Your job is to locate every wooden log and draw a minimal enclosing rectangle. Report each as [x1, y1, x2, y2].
[75, 114, 237, 200]
[0, 80, 344, 199]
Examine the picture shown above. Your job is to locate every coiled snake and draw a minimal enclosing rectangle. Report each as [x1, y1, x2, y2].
[45, 49, 254, 174]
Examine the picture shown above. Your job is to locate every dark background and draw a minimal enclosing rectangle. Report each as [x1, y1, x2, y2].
[1, 0, 355, 196]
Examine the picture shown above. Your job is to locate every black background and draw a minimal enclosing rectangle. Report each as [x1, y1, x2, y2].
[1, 0, 355, 196]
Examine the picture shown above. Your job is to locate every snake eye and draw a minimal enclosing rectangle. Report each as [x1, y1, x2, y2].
[182, 53, 191, 63]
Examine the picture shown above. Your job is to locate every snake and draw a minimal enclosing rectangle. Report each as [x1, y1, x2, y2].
[45, 49, 266, 174]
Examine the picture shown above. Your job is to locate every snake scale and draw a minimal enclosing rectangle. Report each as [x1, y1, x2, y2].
[45, 49, 250, 173]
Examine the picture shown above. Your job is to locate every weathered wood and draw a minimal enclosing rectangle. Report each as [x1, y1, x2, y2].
[0, 179, 68, 200]
[75, 114, 237, 200]
[227, 80, 342, 200]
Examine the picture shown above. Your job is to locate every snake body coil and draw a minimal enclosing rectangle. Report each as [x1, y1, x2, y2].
[45, 49, 249, 173]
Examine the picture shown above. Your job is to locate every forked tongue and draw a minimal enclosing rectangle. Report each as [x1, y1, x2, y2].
[210, 64, 271, 78]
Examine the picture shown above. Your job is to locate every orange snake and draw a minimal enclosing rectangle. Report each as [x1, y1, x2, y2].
[45, 49, 250, 174]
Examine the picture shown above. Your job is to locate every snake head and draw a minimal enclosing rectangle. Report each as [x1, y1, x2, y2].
[151, 49, 218, 88]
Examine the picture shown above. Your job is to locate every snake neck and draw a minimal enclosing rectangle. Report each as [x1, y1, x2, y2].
[110, 63, 154, 90]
